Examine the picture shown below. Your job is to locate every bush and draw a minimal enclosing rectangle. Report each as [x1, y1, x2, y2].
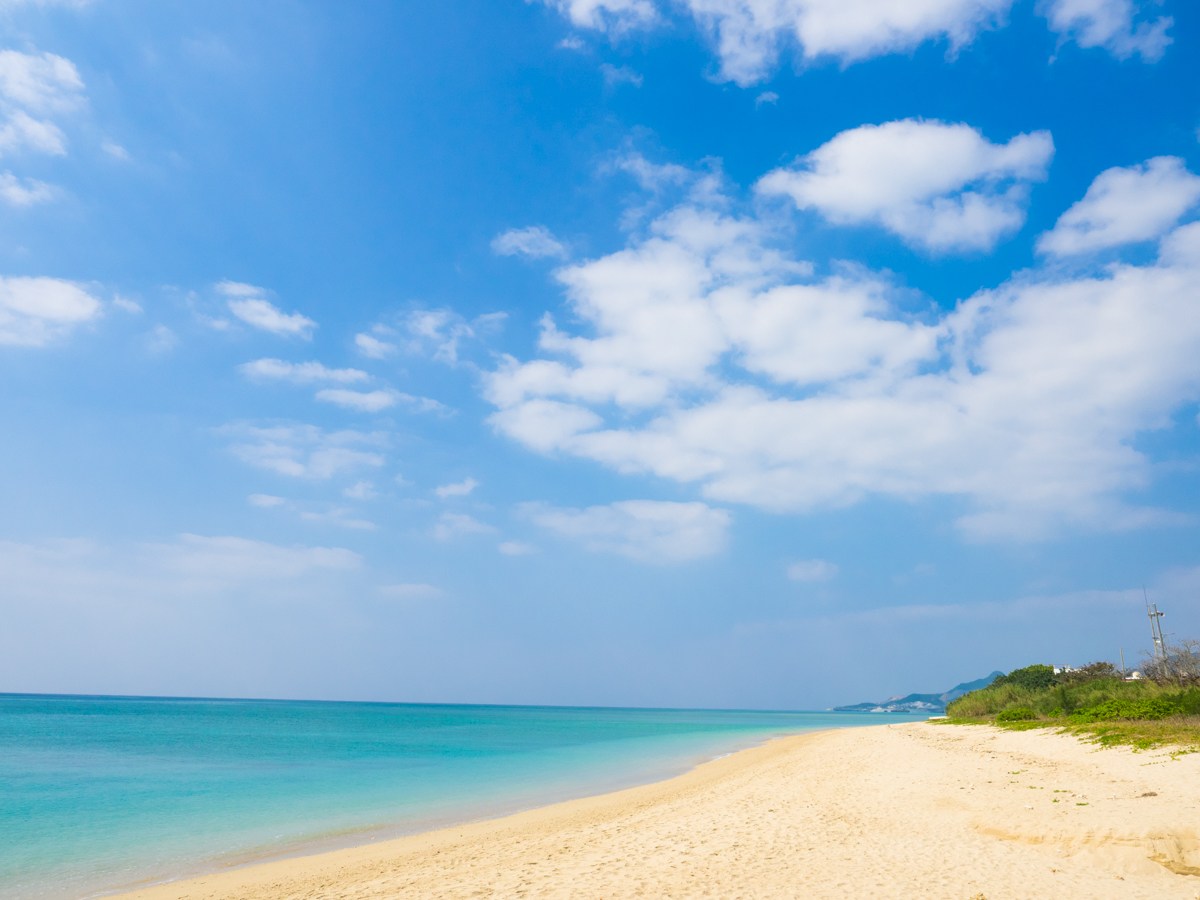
[993, 664, 1055, 691]
[996, 706, 1038, 722]
[1071, 697, 1180, 722]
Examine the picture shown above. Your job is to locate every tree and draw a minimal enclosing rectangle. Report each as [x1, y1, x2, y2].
[1141, 639, 1200, 685]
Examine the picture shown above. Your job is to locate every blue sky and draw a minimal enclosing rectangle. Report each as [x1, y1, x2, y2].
[2, 0, 1199, 709]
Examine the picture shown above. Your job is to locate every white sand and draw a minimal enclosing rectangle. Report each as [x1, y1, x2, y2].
[114, 722, 1200, 899]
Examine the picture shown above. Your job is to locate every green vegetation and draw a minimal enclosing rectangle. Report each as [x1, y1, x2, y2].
[945, 654, 1200, 750]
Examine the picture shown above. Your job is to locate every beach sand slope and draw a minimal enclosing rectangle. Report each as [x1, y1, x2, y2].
[116, 722, 1200, 899]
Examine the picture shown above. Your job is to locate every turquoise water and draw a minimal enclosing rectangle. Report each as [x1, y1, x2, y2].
[0, 694, 915, 898]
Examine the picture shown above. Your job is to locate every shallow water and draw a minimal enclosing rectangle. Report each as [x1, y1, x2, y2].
[0, 693, 918, 898]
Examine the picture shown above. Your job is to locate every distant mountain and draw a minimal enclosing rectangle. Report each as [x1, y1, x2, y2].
[832, 671, 1003, 714]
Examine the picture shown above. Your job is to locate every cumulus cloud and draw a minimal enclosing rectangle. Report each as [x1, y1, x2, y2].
[757, 119, 1053, 252]
[434, 477, 480, 499]
[485, 158, 1200, 540]
[222, 422, 385, 479]
[1038, 156, 1200, 256]
[239, 358, 369, 384]
[545, 1, 1171, 83]
[787, 558, 839, 582]
[219, 281, 315, 338]
[546, 1, 1011, 84]
[0, 109, 66, 155]
[540, 0, 659, 32]
[0, 276, 102, 346]
[684, 0, 1012, 83]
[491, 225, 568, 260]
[523, 500, 731, 563]
[1041, 0, 1171, 61]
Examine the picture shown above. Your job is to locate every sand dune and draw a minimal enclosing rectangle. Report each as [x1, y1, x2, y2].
[114, 722, 1200, 899]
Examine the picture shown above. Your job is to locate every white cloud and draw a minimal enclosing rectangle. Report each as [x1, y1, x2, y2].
[435, 477, 480, 499]
[524, 500, 731, 563]
[0, 170, 55, 205]
[432, 512, 496, 541]
[599, 62, 643, 87]
[223, 423, 385, 480]
[1041, 0, 1171, 61]
[687, 0, 1012, 83]
[101, 140, 130, 161]
[145, 324, 177, 354]
[546, 1, 1011, 84]
[297, 507, 376, 531]
[354, 331, 396, 359]
[342, 480, 377, 501]
[754, 91, 779, 106]
[378, 582, 443, 600]
[540, 0, 659, 32]
[757, 119, 1053, 252]
[491, 225, 568, 260]
[219, 281, 315, 338]
[486, 162, 1200, 541]
[0, 276, 102, 346]
[498, 540, 538, 556]
[1038, 156, 1200, 256]
[315, 388, 445, 414]
[399, 307, 505, 366]
[239, 358, 369, 385]
[147, 533, 361, 581]
[248, 493, 286, 508]
[0, 49, 84, 113]
[787, 558, 839, 582]
[0, 109, 66, 156]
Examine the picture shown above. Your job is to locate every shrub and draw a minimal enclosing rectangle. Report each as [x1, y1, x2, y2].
[993, 664, 1055, 691]
[996, 706, 1038, 722]
[1071, 697, 1180, 722]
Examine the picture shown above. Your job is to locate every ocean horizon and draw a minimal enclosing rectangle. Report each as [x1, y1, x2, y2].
[1, 692, 922, 899]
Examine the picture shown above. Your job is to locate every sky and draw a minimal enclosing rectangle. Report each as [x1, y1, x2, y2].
[2, 0, 1199, 710]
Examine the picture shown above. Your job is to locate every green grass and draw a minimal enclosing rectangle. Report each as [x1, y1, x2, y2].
[943, 669, 1200, 750]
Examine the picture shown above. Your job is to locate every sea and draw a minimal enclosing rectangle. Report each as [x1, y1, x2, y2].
[0, 693, 921, 898]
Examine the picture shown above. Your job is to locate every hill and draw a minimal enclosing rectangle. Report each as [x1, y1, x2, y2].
[833, 672, 1003, 714]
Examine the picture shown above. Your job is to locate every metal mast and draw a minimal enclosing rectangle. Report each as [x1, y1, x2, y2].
[1147, 600, 1168, 664]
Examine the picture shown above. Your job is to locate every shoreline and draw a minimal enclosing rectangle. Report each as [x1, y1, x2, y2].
[112, 721, 1200, 899]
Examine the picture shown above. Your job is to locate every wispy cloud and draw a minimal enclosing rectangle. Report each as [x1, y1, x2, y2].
[219, 281, 315, 338]
[239, 358, 369, 384]
[432, 512, 495, 541]
[491, 225, 567, 260]
[523, 500, 731, 563]
[434, 477, 479, 499]
[787, 559, 838, 583]
[222, 422, 386, 479]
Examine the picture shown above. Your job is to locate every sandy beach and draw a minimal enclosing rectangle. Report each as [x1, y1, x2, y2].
[114, 722, 1200, 900]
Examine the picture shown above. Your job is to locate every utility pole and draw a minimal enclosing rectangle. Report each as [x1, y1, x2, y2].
[1146, 594, 1168, 666]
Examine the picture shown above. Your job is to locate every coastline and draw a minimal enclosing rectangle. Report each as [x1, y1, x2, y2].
[112, 722, 1200, 899]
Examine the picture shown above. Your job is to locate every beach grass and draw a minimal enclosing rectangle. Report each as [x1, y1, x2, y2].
[942, 664, 1200, 750]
